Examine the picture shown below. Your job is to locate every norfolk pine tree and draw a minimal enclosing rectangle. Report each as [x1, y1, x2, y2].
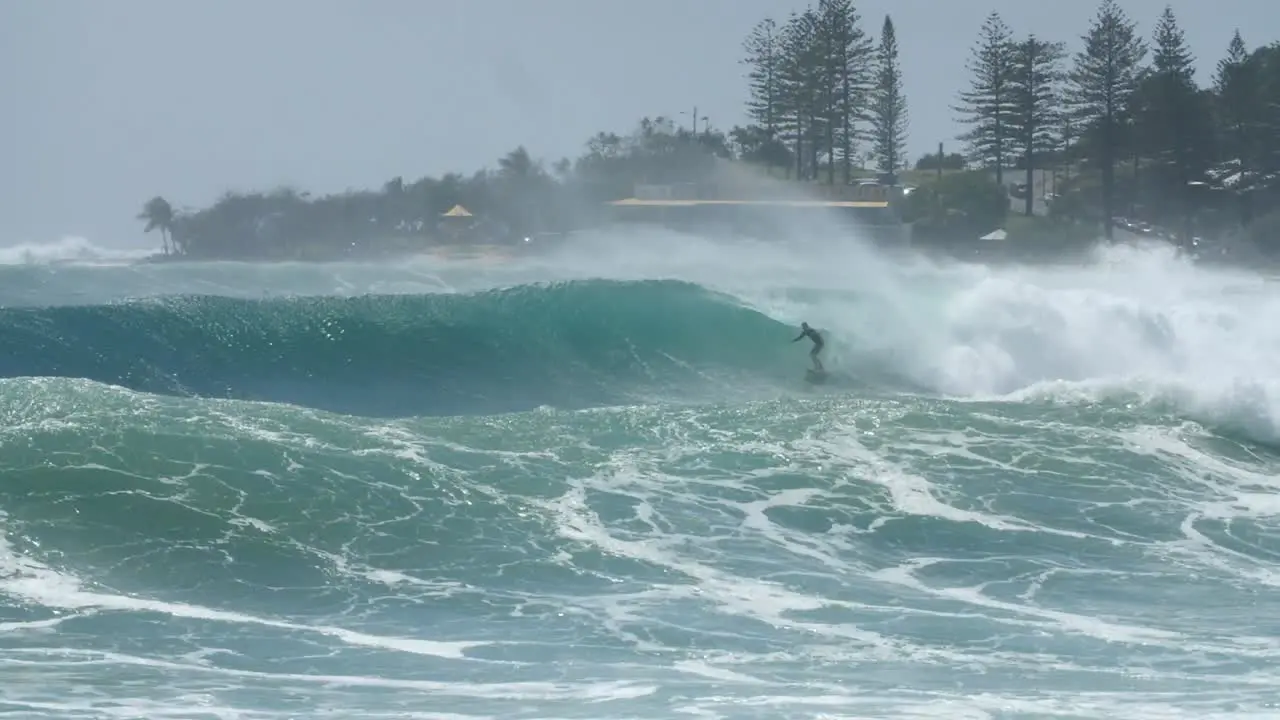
[813, 1, 843, 184]
[1008, 35, 1066, 217]
[1067, 0, 1146, 240]
[777, 10, 823, 179]
[815, 0, 874, 184]
[870, 15, 908, 178]
[1262, 48, 1280, 177]
[954, 13, 1015, 184]
[741, 18, 785, 174]
[1213, 30, 1264, 222]
[742, 18, 782, 135]
[1135, 6, 1214, 244]
[1214, 31, 1255, 174]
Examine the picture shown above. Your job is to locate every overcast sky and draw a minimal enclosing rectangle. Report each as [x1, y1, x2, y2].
[2, 0, 1275, 247]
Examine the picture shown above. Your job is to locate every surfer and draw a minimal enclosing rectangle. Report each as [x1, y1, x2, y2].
[792, 322, 824, 372]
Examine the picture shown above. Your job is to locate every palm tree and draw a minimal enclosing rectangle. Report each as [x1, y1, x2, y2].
[496, 147, 551, 237]
[497, 146, 538, 180]
[138, 196, 175, 254]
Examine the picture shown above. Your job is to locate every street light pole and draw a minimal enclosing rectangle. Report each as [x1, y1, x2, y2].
[680, 106, 707, 135]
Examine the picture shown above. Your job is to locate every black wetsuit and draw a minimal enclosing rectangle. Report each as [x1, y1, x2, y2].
[793, 326, 824, 371]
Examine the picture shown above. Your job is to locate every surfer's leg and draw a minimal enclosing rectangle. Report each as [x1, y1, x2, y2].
[810, 345, 824, 371]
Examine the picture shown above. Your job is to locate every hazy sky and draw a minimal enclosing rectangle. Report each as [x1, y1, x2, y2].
[2, 0, 1276, 247]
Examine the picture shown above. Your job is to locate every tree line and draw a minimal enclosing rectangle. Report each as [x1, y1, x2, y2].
[735, 0, 1280, 247]
[138, 120, 737, 261]
[735, 0, 906, 185]
[140, 0, 1280, 261]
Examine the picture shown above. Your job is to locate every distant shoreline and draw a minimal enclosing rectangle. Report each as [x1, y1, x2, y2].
[130, 238, 559, 266]
[121, 231, 1279, 275]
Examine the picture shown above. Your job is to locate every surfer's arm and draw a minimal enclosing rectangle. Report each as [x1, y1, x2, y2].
[792, 333, 803, 342]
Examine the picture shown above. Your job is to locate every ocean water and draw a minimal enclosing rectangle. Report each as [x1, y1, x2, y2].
[1, 229, 1278, 720]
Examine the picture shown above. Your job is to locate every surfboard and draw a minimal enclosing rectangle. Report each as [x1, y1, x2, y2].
[804, 369, 828, 384]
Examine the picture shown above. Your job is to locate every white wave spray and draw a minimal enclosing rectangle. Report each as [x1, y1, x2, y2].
[538, 228, 1280, 444]
[0, 236, 152, 266]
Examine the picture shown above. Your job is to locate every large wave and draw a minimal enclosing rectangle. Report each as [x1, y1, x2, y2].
[0, 279, 818, 417]
[2, 229, 1278, 440]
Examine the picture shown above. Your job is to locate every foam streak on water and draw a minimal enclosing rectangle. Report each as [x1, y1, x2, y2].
[1, 230, 1278, 719]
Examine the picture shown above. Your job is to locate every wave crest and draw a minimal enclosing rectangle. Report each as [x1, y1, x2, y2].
[0, 279, 805, 416]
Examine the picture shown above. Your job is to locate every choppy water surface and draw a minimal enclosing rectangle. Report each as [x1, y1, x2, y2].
[1, 232, 1277, 719]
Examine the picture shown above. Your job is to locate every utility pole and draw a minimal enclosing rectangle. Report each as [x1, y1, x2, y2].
[937, 141, 943, 183]
[682, 106, 706, 135]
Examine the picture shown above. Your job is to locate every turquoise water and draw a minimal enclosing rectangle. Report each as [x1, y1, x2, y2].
[1, 231, 1278, 719]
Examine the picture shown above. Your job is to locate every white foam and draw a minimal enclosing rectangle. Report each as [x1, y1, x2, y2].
[541, 230, 1280, 444]
[0, 532, 484, 660]
[0, 236, 152, 265]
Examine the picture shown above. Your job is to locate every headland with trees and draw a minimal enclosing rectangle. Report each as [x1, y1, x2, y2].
[137, 0, 1280, 263]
